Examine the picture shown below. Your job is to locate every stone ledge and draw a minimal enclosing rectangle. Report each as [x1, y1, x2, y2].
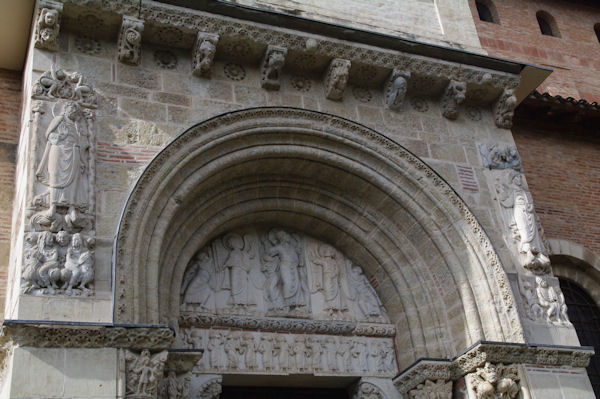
[393, 340, 595, 394]
[1, 320, 175, 349]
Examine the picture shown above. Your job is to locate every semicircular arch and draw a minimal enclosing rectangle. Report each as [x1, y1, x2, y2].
[113, 107, 523, 369]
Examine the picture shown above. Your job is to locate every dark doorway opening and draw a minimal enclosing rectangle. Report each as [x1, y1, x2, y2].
[221, 386, 350, 399]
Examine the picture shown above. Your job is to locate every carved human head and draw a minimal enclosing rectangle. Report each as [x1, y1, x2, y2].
[225, 234, 244, 250]
[65, 102, 80, 119]
[43, 9, 58, 26]
[55, 230, 70, 247]
[39, 230, 54, 247]
[72, 233, 82, 248]
[318, 244, 336, 258]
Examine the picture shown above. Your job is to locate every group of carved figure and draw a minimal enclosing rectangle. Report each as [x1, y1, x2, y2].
[519, 275, 570, 325]
[124, 349, 169, 398]
[33, 67, 98, 109]
[22, 230, 94, 296]
[468, 362, 520, 399]
[184, 329, 396, 376]
[181, 228, 388, 323]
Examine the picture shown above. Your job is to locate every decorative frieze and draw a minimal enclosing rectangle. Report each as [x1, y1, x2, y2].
[118, 16, 144, 65]
[192, 32, 219, 77]
[384, 69, 410, 110]
[260, 45, 287, 90]
[181, 328, 397, 377]
[441, 80, 466, 120]
[34, 0, 63, 51]
[324, 58, 351, 101]
[493, 89, 518, 129]
[1, 322, 175, 349]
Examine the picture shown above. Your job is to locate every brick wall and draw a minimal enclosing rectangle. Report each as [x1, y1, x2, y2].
[469, 0, 600, 102]
[512, 112, 600, 255]
[0, 68, 22, 319]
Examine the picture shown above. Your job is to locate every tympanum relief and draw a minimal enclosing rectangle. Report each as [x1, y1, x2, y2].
[22, 69, 97, 296]
[181, 227, 389, 323]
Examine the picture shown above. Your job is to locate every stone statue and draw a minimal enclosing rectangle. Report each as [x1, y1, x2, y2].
[192, 32, 219, 77]
[124, 349, 169, 398]
[348, 262, 386, 321]
[181, 249, 214, 312]
[34, 101, 91, 227]
[496, 170, 550, 273]
[261, 45, 287, 90]
[441, 80, 467, 119]
[311, 243, 348, 318]
[63, 232, 94, 296]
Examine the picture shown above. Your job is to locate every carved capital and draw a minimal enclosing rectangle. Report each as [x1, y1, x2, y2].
[466, 362, 520, 399]
[118, 16, 144, 65]
[261, 45, 287, 90]
[122, 349, 169, 398]
[158, 350, 204, 399]
[441, 80, 466, 120]
[408, 379, 452, 399]
[494, 89, 518, 129]
[194, 374, 222, 399]
[351, 381, 384, 399]
[192, 32, 219, 78]
[384, 69, 410, 110]
[324, 58, 351, 101]
[34, 0, 63, 51]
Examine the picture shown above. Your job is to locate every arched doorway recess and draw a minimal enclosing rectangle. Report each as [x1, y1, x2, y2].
[112, 107, 524, 370]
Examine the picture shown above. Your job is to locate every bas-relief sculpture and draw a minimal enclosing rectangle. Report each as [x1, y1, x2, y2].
[518, 274, 570, 326]
[408, 379, 452, 399]
[118, 16, 144, 65]
[479, 144, 522, 172]
[22, 69, 97, 296]
[192, 32, 219, 78]
[34, 1, 62, 51]
[384, 69, 410, 110]
[441, 80, 467, 120]
[260, 45, 287, 90]
[324, 58, 351, 101]
[124, 349, 169, 399]
[493, 89, 518, 129]
[181, 227, 389, 323]
[495, 170, 550, 274]
[183, 329, 397, 377]
[466, 362, 520, 399]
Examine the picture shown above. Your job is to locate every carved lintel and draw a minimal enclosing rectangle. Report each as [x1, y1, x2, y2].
[494, 89, 517, 129]
[324, 58, 351, 101]
[384, 69, 410, 110]
[192, 32, 219, 78]
[34, 0, 63, 51]
[1, 322, 175, 349]
[261, 45, 287, 90]
[479, 144, 522, 171]
[118, 16, 144, 65]
[441, 80, 466, 120]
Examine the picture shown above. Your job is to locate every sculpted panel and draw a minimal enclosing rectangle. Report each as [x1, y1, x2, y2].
[181, 227, 390, 324]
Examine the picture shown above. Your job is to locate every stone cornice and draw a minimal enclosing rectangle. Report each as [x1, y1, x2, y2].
[393, 341, 595, 394]
[57, 0, 519, 111]
[1, 320, 175, 350]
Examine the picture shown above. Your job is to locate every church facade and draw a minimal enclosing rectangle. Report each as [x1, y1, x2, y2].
[0, 0, 597, 398]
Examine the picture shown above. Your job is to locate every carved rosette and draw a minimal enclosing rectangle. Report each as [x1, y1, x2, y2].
[324, 58, 351, 101]
[34, 0, 63, 51]
[466, 362, 520, 399]
[24, 68, 98, 297]
[441, 80, 466, 119]
[122, 349, 169, 399]
[493, 88, 517, 129]
[192, 32, 219, 78]
[261, 45, 287, 90]
[118, 16, 144, 65]
[408, 379, 452, 399]
[384, 69, 410, 110]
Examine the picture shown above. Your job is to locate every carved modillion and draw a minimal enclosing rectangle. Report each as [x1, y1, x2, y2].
[260, 45, 287, 90]
[324, 58, 351, 101]
[192, 32, 219, 78]
[34, 0, 63, 51]
[441, 80, 466, 119]
[494, 88, 517, 129]
[384, 69, 410, 110]
[118, 16, 144, 65]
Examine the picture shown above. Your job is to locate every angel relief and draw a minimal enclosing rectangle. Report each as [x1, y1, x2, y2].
[180, 227, 390, 324]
